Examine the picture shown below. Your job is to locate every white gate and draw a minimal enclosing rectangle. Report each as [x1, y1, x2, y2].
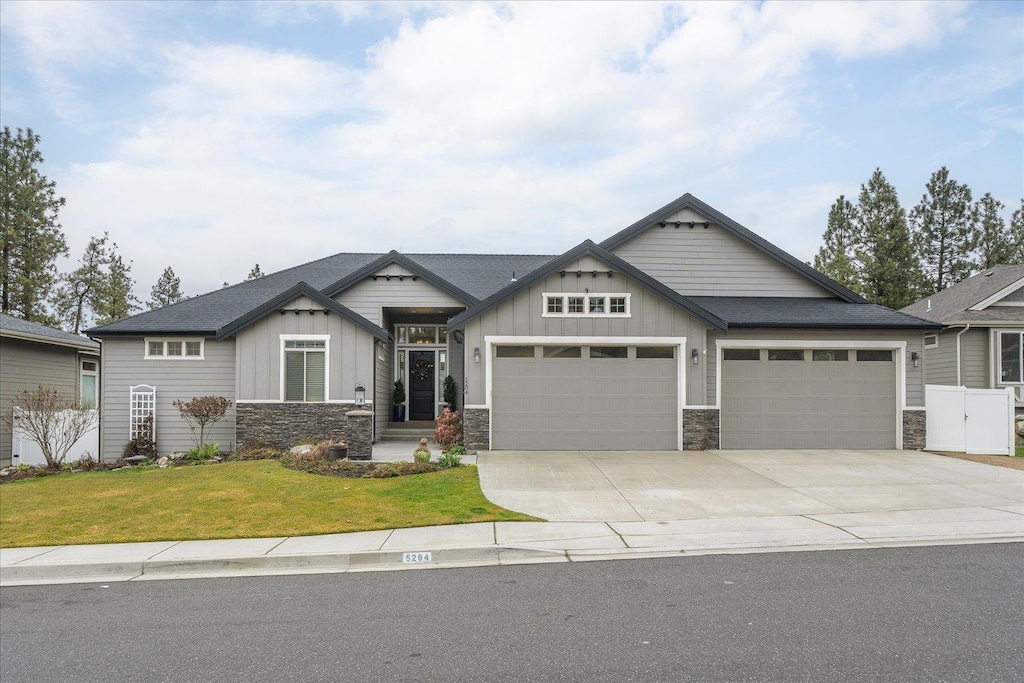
[12, 408, 100, 466]
[925, 385, 1015, 456]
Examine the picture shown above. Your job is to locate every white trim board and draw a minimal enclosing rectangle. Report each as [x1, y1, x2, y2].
[969, 277, 1024, 310]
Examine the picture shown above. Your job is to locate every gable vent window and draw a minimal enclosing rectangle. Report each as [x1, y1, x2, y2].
[543, 293, 631, 318]
[283, 337, 328, 402]
[145, 338, 204, 360]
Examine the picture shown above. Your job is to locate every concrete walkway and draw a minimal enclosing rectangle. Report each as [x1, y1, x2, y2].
[2, 450, 1022, 586]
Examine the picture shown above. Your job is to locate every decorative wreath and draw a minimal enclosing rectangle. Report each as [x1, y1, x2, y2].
[411, 358, 434, 381]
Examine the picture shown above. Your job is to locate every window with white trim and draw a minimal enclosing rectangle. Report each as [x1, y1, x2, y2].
[284, 338, 327, 401]
[924, 334, 938, 349]
[80, 358, 98, 409]
[145, 338, 204, 359]
[543, 293, 631, 318]
[999, 331, 1024, 384]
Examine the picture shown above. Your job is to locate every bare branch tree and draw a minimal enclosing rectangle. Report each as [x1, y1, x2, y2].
[173, 396, 232, 448]
[9, 386, 97, 468]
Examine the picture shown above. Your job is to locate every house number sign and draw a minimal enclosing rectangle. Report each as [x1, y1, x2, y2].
[403, 552, 432, 563]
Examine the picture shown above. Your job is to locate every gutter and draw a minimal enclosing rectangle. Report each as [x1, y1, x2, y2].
[955, 324, 971, 386]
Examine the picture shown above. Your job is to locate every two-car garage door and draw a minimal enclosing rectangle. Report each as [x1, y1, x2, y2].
[720, 348, 898, 449]
[491, 344, 678, 450]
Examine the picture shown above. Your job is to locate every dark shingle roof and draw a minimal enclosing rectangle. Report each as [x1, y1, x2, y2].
[901, 265, 1024, 323]
[88, 252, 557, 336]
[1, 313, 100, 349]
[688, 297, 939, 329]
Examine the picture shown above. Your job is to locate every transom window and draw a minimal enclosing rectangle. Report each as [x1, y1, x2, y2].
[543, 293, 631, 318]
[283, 337, 327, 402]
[924, 334, 938, 349]
[145, 338, 204, 359]
[1000, 331, 1024, 384]
[395, 325, 447, 345]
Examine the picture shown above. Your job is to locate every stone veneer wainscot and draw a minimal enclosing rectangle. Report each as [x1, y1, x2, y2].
[682, 408, 720, 450]
[236, 403, 373, 459]
[902, 410, 926, 451]
[462, 408, 490, 452]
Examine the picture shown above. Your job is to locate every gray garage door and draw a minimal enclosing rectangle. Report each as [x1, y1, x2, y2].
[721, 348, 898, 449]
[492, 344, 678, 450]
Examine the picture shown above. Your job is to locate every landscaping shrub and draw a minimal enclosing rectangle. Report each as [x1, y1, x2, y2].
[185, 442, 221, 461]
[438, 443, 465, 469]
[365, 461, 440, 478]
[413, 449, 431, 463]
[121, 414, 157, 459]
[172, 395, 232, 448]
[434, 408, 462, 451]
[231, 445, 284, 461]
[309, 440, 346, 460]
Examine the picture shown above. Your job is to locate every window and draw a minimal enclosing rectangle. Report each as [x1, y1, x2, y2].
[723, 349, 760, 361]
[1000, 332, 1024, 383]
[496, 345, 534, 358]
[636, 346, 674, 359]
[283, 338, 327, 402]
[407, 326, 435, 344]
[543, 345, 581, 358]
[590, 346, 627, 359]
[80, 358, 98, 409]
[543, 293, 630, 317]
[394, 324, 446, 346]
[768, 350, 804, 361]
[812, 350, 849, 361]
[856, 350, 893, 362]
[145, 338, 204, 359]
[924, 334, 938, 349]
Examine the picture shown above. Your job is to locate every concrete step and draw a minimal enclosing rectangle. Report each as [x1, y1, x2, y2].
[379, 431, 435, 442]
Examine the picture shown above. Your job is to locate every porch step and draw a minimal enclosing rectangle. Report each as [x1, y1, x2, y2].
[379, 429, 435, 442]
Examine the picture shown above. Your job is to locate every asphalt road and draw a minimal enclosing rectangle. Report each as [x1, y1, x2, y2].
[2, 544, 1021, 682]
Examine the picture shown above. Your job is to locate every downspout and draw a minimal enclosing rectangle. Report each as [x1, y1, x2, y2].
[955, 324, 971, 386]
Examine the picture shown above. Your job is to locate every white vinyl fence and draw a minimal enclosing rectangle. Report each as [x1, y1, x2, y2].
[925, 385, 1015, 456]
[12, 408, 100, 466]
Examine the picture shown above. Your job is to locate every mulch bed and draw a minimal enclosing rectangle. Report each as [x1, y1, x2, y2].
[929, 451, 1024, 471]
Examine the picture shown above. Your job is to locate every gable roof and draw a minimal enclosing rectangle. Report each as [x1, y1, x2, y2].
[213, 282, 388, 341]
[448, 240, 729, 331]
[599, 193, 867, 304]
[690, 297, 939, 329]
[1, 313, 100, 351]
[901, 264, 1024, 324]
[322, 251, 478, 304]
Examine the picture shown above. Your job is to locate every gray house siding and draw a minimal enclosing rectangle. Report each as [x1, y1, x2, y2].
[995, 286, 1024, 303]
[960, 328, 990, 388]
[706, 328, 925, 407]
[609, 207, 832, 298]
[1, 338, 83, 467]
[923, 330, 958, 386]
[449, 335, 465, 410]
[234, 298, 377, 403]
[462, 255, 705, 406]
[99, 337, 236, 460]
[333, 264, 465, 326]
[374, 339, 392, 438]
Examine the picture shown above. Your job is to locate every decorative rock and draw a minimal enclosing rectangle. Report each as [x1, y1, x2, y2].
[289, 444, 313, 455]
[124, 455, 148, 464]
[168, 452, 187, 461]
[210, 456, 222, 463]
[156, 456, 170, 468]
[0, 469, 10, 478]
[1016, 419, 1024, 438]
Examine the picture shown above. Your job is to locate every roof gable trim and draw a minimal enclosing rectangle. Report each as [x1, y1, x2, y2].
[968, 276, 1024, 311]
[322, 251, 478, 305]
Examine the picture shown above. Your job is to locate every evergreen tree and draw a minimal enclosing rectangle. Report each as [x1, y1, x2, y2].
[91, 249, 140, 325]
[246, 264, 264, 280]
[973, 193, 1011, 270]
[0, 127, 68, 323]
[149, 266, 186, 309]
[854, 168, 922, 309]
[910, 167, 976, 292]
[813, 195, 860, 293]
[53, 233, 111, 334]
[1010, 200, 1024, 265]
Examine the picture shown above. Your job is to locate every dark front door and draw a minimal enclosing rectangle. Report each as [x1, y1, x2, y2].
[408, 351, 435, 420]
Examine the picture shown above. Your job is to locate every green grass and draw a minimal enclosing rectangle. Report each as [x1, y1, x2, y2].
[0, 460, 539, 548]
[1017, 446, 1024, 458]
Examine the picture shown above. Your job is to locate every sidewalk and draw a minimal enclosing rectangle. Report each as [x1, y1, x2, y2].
[3, 506, 1022, 586]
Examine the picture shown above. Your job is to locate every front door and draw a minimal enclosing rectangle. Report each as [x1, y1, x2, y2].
[408, 351, 436, 420]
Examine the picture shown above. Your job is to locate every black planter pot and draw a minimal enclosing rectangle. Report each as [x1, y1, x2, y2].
[393, 405, 406, 422]
[327, 445, 348, 461]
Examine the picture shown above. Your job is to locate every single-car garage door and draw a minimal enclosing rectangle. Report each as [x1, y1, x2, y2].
[492, 344, 678, 450]
[721, 348, 898, 449]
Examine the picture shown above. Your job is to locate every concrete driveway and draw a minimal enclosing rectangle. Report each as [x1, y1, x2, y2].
[477, 450, 1024, 522]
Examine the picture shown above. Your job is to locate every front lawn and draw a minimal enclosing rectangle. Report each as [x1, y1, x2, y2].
[0, 460, 538, 548]
[1017, 446, 1024, 458]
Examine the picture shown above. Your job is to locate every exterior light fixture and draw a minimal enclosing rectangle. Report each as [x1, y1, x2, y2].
[474, 347, 481, 364]
[355, 383, 366, 407]
[691, 348, 699, 365]
[911, 351, 920, 368]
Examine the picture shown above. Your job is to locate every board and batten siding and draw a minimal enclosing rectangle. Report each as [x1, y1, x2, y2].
[461, 255, 706, 406]
[99, 337, 236, 460]
[706, 328, 925, 407]
[610, 207, 832, 298]
[374, 339, 392, 438]
[333, 263, 465, 326]
[0, 338, 84, 466]
[234, 302, 377, 403]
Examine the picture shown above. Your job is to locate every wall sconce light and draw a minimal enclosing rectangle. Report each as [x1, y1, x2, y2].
[474, 347, 481, 364]
[354, 383, 366, 407]
[911, 351, 920, 368]
[691, 348, 699, 365]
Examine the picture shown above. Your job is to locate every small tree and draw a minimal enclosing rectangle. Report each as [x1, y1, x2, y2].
[442, 374, 457, 409]
[9, 385, 97, 468]
[172, 395, 232, 449]
[246, 264, 264, 280]
[392, 379, 406, 405]
[434, 408, 462, 452]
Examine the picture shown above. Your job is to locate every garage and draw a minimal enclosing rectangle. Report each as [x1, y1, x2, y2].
[720, 347, 899, 449]
[491, 343, 679, 450]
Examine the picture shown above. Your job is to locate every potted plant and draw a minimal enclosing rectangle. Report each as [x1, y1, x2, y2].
[442, 374, 457, 410]
[392, 378, 406, 422]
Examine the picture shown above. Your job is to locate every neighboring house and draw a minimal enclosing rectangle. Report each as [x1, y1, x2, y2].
[902, 264, 1024, 411]
[88, 193, 936, 459]
[0, 313, 101, 467]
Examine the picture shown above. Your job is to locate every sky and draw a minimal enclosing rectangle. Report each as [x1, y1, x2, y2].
[1, 0, 1022, 301]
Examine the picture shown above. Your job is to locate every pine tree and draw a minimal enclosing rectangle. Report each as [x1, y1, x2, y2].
[910, 167, 977, 292]
[1010, 200, 1024, 265]
[854, 168, 922, 309]
[91, 249, 140, 326]
[53, 233, 111, 334]
[149, 266, 186, 309]
[973, 193, 1011, 270]
[813, 195, 860, 293]
[246, 264, 264, 280]
[0, 127, 68, 323]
